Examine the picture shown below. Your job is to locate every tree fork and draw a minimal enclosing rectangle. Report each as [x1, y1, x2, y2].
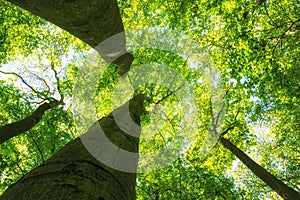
[7, 0, 133, 75]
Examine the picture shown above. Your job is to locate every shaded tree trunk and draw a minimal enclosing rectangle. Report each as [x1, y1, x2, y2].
[2, 0, 134, 143]
[7, 0, 122, 48]
[7, 0, 134, 75]
[219, 137, 300, 200]
[0, 94, 146, 200]
[0, 101, 60, 144]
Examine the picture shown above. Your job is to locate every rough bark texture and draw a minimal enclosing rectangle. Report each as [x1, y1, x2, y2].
[7, 0, 133, 75]
[8, 0, 122, 48]
[219, 137, 300, 200]
[0, 94, 146, 200]
[0, 102, 57, 144]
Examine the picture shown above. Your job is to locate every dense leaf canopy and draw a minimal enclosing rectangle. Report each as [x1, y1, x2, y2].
[0, 0, 299, 199]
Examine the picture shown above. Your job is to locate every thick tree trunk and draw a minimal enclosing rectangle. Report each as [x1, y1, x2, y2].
[7, 0, 133, 75]
[7, 0, 122, 48]
[219, 137, 300, 200]
[0, 101, 59, 144]
[0, 94, 146, 200]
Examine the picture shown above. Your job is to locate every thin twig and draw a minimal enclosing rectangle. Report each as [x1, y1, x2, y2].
[220, 111, 240, 136]
[156, 129, 167, 146]
[271, 21, 298, 59]
[26, 133, 45, 163]
[0, 70, 40, 95]
[215, 102, 226, 128]
[154, 83, 185, 105]
[162, 111, 178, 134]
[50, 61, 64, 103]
[263, 1, 277, 27]
[16, 162, 25, 175]
[278, 1, 293, 23]
[30, 72, 51, 94]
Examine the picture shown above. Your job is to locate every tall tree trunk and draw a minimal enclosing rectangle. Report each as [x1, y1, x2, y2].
[219, 137, 300, 200]
[7, 0, 123, 48]
[7, 0, 133, 75]
[0, 101, 60, 144]
[0, 94, 146, 200]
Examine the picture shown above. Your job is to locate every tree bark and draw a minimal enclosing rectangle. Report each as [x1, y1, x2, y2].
[0, 94, 146, 200]
[0, 101, 59, 144]
[7, 0, 122, 48]
[7, 0, 133, 75]
[219, 137, 300, 200]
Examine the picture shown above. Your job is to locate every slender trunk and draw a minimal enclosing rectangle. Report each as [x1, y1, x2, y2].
[0, 102, 58, 144]
[219, 137, 300, 200]
[0, 94, 146, 200]
[7, 0, 133, 75]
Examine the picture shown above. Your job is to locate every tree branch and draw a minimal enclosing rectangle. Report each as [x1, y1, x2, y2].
[0, 100, 62, 144]
[0, 70, 40, 96]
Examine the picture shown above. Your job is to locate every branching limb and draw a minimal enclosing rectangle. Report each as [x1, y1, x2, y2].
[263, 1, 277, 27]
[26, 133, 45, 163]
[0, 70, 40, 96]
[220, 110, 240, 136]
[272, 21, 299, 59]
[30, 72, 51, 96]
[154, 83, 185, 105]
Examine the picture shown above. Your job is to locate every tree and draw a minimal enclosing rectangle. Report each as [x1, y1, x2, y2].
[187, 94, 300, 199]
[219, 136, 300, 200]
[0, 94, 146, 200]
[7, 0, 133, 76]
[1, 0, 300, 199]
[0, 53, 69, 144]
[0, 0, 81, 191]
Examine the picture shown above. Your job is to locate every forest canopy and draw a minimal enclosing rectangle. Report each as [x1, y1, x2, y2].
[0, 0, 299, 199]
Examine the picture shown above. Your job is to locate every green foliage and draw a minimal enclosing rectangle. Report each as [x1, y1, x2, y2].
[0, 0, 46, 62]
[0, 1, 84, 194]
[0, 0, 300, 199]
[118, 0, 300, 198]
[137, 158, 241, 200]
